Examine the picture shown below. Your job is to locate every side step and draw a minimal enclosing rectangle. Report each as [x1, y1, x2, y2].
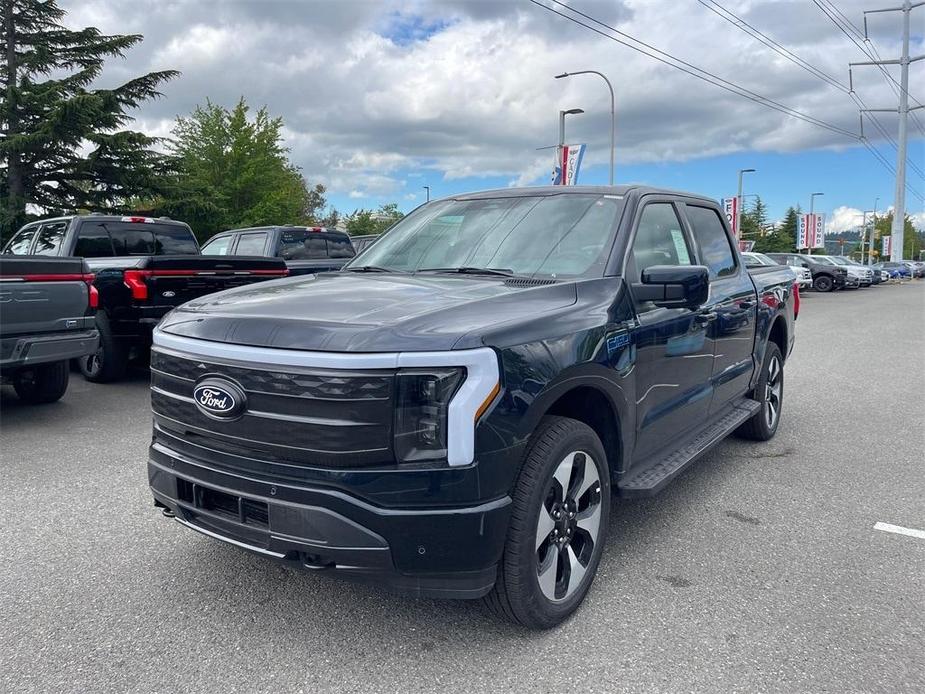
[617, 399, 761, 498]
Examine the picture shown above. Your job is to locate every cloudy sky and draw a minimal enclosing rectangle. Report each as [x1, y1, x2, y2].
[62, 0, 925, 229]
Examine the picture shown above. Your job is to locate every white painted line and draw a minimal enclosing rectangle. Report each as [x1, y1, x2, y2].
[873, 522, 925, 540]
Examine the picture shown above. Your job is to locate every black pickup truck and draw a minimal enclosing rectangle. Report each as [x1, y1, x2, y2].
[3, 216, 288, 382]
[0, 256, 98, 403]
[200, 226, 355, 276]
[146, 186, 796, 629]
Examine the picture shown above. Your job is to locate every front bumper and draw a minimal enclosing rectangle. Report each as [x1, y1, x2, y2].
[0, 329, 98, 370]
[148, 443, 512, 599]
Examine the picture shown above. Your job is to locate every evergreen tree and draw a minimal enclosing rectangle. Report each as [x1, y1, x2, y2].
[740, 196, 769, 239]
[0, 0, 178, 238]
[157, 98, 312, 241]
[754, 205, 800, 253]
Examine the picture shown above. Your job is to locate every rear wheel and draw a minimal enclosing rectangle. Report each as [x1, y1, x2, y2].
[79, 313, 128, 383]
[813, 275, 833, 292]
[736, 343, 784, 441]
[13, 360, 69, 404]
[483, 416, 610, 629]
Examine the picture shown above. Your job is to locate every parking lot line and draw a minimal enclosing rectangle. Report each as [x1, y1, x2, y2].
[873, 522, 925, 540]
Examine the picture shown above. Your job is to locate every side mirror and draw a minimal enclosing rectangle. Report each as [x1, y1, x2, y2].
[633, 265, 709, 309]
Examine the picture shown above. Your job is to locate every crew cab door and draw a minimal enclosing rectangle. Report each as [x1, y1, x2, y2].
[626, 199, 714, 462]
[682, 203, 757, 411]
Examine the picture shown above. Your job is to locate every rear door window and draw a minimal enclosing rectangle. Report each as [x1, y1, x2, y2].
[74, 225, 115, 257]
[3, 226, 38, 254]
[277, 230, 356, 260]
[32, 222, 68, 256]
[685, 205, 737, 279]
[235, 232, 269, 256]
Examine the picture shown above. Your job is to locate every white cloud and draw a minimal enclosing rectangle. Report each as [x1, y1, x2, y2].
[60, 0, 924, 200]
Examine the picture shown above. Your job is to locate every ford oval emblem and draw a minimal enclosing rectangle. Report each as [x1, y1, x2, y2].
[192, 378, 246, 420]
[162, 290, 176, 298]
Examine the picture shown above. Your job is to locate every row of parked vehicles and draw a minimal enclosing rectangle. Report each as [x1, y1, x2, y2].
[741, 250, 924, 292]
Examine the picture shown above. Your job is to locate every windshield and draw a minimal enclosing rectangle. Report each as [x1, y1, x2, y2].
[828, 257, 851, 266]
[811, 256, 836, 266]
[346, 194, 625, 279]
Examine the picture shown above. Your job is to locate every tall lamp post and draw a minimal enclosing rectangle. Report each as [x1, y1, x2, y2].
[736, 168, 756, 239]
[557, 108, 584, 184]
[555, 71, 616, 185]
[869, 197, 879, 265]
[808, 192, 824, 255]
[423, 185, 430, 202]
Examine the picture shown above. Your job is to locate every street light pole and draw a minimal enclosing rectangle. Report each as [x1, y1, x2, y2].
[808, 192, 824, 255]
[555, 71, 616, 185]
[870, 197, 879, 264]
[736, 168, 755, 240]
[557, 108, 584, 185]
[423, 185, 430, 202]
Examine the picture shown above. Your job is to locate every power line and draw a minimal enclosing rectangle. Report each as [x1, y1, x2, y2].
[696, 0, 924, 178]
[528, 0, 925, 202]
[531, 0, 858, 138]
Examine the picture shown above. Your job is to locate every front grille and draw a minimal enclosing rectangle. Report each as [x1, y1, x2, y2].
[151, 349, 396, 473]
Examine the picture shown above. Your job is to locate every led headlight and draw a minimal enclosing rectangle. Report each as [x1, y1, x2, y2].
[394, 368, 465, 462]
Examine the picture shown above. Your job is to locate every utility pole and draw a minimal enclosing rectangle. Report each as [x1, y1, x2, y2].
[854, 0, 924, 261]
[557, 108, 584, 185]
[870, 197, 879, 264]
[736, 168, 755, 241]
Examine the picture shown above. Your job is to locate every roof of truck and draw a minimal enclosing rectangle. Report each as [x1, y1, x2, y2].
[445, 185, 719, 205]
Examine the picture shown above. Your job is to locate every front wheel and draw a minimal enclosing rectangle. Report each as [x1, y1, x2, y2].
[813, 275, 834, 292]
[483, 416, 610, 629]
[736, 343, 784, 441]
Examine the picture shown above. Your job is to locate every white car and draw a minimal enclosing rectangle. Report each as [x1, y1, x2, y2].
[812, 255, 873, 287]
[743, 251, 811, 289]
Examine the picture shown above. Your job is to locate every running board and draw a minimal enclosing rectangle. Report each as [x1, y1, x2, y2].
[617, 399, 762, 498]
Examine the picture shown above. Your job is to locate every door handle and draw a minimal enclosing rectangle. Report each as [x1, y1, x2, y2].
[738, 300, 756, 309]
[696, 311, 718, 325]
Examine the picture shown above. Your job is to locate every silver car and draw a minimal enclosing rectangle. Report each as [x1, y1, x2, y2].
[744, 251, 811, 289]
[813, 255, 871, 287]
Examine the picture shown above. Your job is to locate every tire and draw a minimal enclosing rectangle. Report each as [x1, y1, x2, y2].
[483, 416, 611, 629]
[736, 343, 784, 441]
[813, 275, 834, 292]
[13, 360, 70, 404]
[78, 313, 128, 383]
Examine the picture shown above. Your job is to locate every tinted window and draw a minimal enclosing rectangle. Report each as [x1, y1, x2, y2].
[75, 222, 198, 257]
[33, 222, 68, 256]
[235, 232, 268, 256]
[686, 205, 737, 278]
[326, 236, 355, 258]
[74, 225, 115, 257]
[351, 194, 624, 279]
[201, 235, 233, 255]
[4, 226, 38, 254]
[630, 203, 692, 280]
[278, 230, 355, 260]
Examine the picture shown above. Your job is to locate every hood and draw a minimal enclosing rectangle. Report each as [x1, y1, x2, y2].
[157, 272, 578, 352]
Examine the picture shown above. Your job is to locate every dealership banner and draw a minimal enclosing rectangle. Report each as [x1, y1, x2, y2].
[797, 213, 826, 249]
[552, 144, 586, 185]
[882, 235, 892, 257]
[723, 197, 739, 236]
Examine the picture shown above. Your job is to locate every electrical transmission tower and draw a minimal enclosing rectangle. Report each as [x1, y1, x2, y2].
[852, 1, 924, 261]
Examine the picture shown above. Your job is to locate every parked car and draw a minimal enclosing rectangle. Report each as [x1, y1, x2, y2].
[743, 251, 809, 289]
[349, 234, 380, 254]
[836, 256, 882, 285]
[766, 252, 850, 292]
[820, 255, 873, 286]
[147, 185, 796, 629]
[0, 256, 98, 404]
[2, 215, 288, 382]
[903, 261, 925, 278]
[201, 226, 355, 276]
[876, 261, 912, 278]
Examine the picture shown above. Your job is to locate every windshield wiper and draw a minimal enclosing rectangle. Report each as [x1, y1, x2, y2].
[415, 266, 515, 277]
[343, 265, 396, 273]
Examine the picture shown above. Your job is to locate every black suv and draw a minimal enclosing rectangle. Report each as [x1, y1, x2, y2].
[766, 252, 848, 292]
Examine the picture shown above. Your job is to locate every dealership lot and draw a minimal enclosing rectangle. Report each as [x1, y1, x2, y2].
[1, 284, 923, 693]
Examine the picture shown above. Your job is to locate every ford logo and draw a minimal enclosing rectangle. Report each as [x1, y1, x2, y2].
[192, 378, 246, 420]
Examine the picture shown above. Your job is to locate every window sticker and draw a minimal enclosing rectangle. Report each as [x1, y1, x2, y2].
[670, 229, 691, 264]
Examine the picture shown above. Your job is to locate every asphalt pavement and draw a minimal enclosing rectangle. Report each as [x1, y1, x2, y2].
[1, 282, 923, 693]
